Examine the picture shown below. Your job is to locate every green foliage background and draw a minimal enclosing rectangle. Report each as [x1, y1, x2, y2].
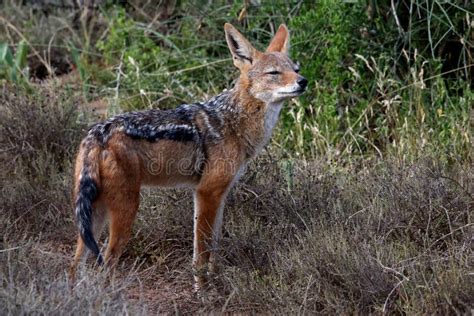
[1, 0, 472, 161]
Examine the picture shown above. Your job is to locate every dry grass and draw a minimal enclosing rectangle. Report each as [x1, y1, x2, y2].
[1, 87, 472, 314]
[0, 85, 84, 240]
[213, 158, 472, 314]
[0, 238, 147, 315]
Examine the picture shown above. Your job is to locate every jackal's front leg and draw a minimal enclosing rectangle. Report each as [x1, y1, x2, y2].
[193, 184, 229, 289]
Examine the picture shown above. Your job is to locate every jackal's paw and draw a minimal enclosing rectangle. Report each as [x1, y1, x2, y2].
[193, 280, 219, 303]
[193, 278, 213, 303]
[193, 266, 208, 293]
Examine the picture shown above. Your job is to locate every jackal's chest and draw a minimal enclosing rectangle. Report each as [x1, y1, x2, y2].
[255, 102, 283, 154]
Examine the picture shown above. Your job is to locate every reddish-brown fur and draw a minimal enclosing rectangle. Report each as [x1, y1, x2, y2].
[70, 23, 307, 290]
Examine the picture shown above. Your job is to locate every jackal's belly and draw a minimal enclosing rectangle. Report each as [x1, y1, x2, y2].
[138, 139, 204, 188]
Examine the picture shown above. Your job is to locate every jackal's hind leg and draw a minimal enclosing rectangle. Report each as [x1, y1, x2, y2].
[103, 190, 140, 269]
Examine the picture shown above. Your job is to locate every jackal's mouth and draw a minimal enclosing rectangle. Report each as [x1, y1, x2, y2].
[278, 88, 306, 96]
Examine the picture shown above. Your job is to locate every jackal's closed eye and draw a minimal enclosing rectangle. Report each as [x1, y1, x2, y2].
[266, 70, 281, 75]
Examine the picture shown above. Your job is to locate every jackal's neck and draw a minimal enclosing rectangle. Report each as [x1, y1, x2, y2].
[211, 83, 278, 158]
[208, 84, 261, 112]
[217, 82, 266, 112]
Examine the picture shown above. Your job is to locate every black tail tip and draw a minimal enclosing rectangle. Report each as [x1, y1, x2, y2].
[80, 230, 104, 266]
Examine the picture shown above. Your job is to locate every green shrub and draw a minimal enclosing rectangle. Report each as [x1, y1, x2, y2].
[0, 40, 29, 84]
[282, 1, 472, 160]
[94, 6, 236, 111]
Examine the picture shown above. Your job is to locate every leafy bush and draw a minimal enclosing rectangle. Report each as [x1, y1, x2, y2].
[0, 40, 29, 83]
[94, 6, 235, 111]
[283, 1, 472, 159]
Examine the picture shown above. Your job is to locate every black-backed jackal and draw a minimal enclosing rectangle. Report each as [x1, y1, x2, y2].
[70, 23, 307, 289]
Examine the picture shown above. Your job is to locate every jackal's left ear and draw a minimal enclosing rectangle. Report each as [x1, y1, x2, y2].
[224, 23, 258, 69]
[266, 24, 290, 54]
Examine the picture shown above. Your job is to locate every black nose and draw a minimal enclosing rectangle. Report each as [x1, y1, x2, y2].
[297, 77, 308, 89]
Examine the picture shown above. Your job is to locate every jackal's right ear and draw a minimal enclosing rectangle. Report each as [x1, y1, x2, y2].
[224, 23, 257, 70]
[266, 24, 289, 54]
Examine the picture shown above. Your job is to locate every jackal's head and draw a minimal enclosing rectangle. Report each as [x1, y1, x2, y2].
[224, 23, 307, 104]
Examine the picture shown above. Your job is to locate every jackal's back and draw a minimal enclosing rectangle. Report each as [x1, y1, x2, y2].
[87, 90, 238, 148]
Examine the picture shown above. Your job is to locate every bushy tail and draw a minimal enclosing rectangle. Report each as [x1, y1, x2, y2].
[74, 141, 103, 265]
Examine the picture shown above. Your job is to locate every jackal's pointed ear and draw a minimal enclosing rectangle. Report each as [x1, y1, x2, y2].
[266, 24, 289, 54]
[224, 23, 257, 69]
